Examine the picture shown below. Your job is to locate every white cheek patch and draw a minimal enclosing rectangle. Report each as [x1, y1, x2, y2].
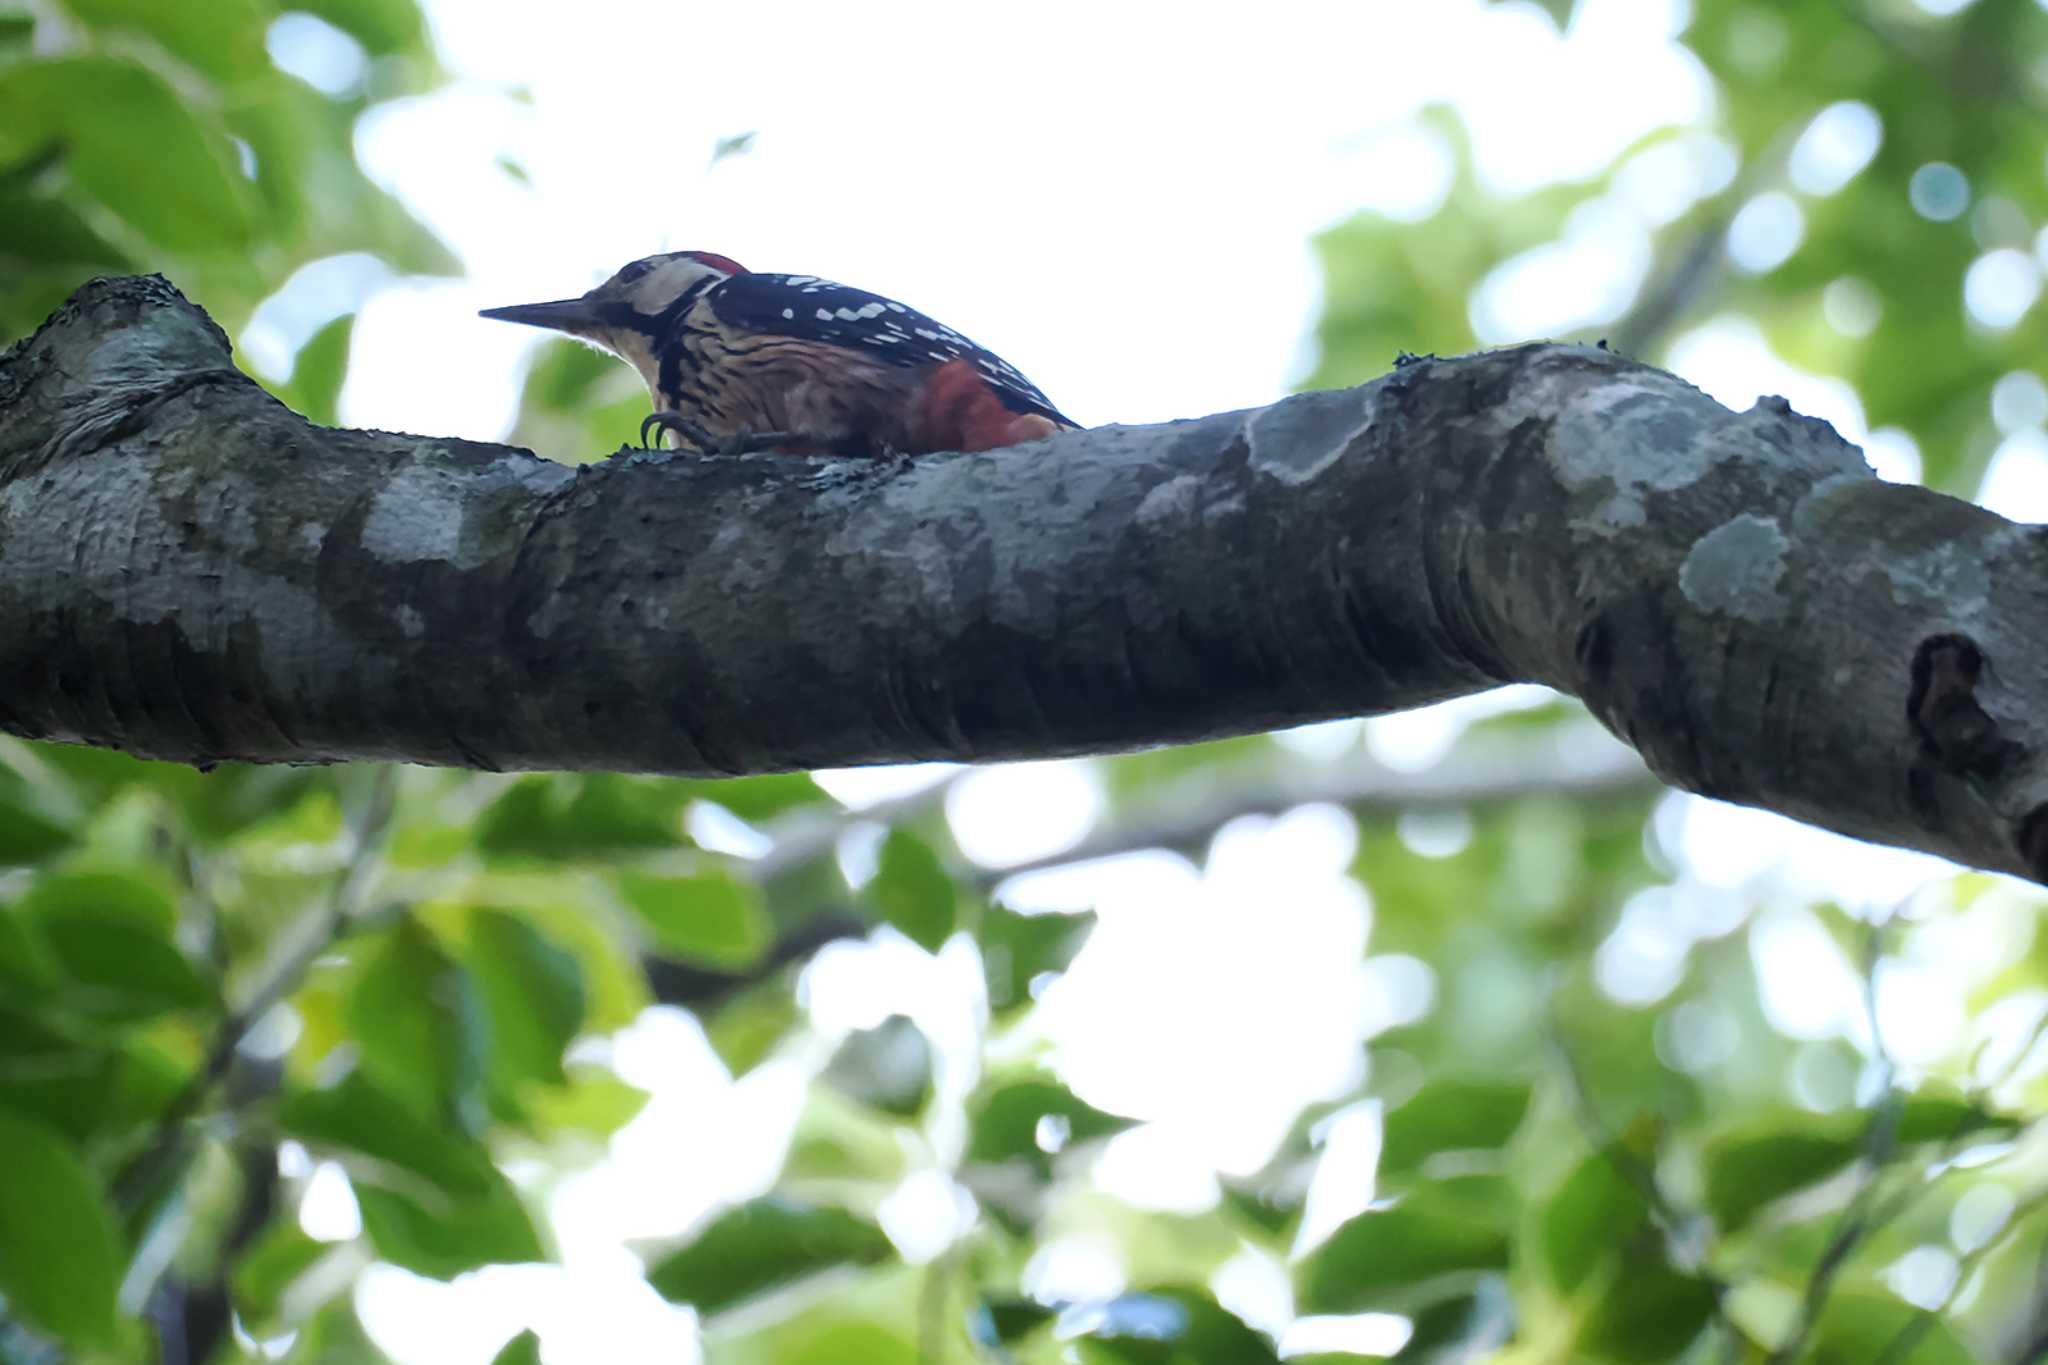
[630, 257, 718, 315]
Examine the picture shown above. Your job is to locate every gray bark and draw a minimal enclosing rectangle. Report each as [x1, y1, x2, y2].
[4, 275, 2045, 881]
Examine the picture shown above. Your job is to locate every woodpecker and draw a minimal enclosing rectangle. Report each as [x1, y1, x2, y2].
[481, 251, 1077, 458]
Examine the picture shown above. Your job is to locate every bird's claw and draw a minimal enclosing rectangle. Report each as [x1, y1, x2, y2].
[639, 412, 801, 455]
[640, 411, 715, 451]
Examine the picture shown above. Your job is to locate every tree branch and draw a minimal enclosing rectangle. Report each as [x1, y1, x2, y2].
[5, 275, 2048, 880]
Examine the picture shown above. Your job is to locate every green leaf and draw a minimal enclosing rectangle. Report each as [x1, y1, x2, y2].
[820, 1015, 933, 1118]
[1541, 1137, 1655, 1294]
[0, 749, 81, 863]
[460, 897, 648, 1034]
[521, 336, 621, 410]
[0, 909, 58, 997]
[157, 764, 331, 845]
[975, 1296, 1055, 1347]
[616, 869, 771, 969]
[1378, 1080, 1533, 1175]
[1576, 1258, 1717, 1363]
[278, 1071, 497, 1198]
[1427, 1172, 1518, 1222]
[18, 865, 178, 934]
[522, 1064, 649, 1138]
[965, 1078, 1137, 1178]
[1100, 735, 1268, 801]
[38, 912, 216, 1021]
[710, 132, 756, 164]
[1297, 1197, 1511, 1314]
[467, 909, 585, 1096]
[1701, 1125, 1859, 1234]
[0, 1013, 107, 1134]
[863, 830, 956, 952]
[0, 783, 75, 864]
[223, 75, 453, 275]
[389, 815, 472, 868]
[978, 902, 1093, 1014]
[348, 919, 486, 1126]
[1071, 1288, 1280, 1364]
[501, 334, 650, 455]
[1807, 1289, 1974, 1364]
[1392, 1282, 1514, 1362]
[476, 774, 689, 862]
[684, 773, 829, 821]
[645, 1197, 892, 1315]
[0, 1012, 186, 1142]
[281, 1296, 395, 1364]
[25, 742, 162, 805]
[720, 1313, 917, 1365]
[0, 1107, 121, 1347]
[275, 312, 355, 428]
[0, 58, 255, 251]
[1896, 1091, 2021, 1145]
[291, 0, 426, 56]
[704, 979, 800, 1077]
[782, 1095, 911, 1185]
[232, 1221, 333, 1333]
[490, 1330, 543, 1365]
[56, 0, 272, 83]
[355, 1172, 545, 1280]
[1219, 1174, 1303, 1238]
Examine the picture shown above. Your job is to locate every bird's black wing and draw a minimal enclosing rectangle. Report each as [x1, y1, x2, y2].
[707, 272, 1071, 424]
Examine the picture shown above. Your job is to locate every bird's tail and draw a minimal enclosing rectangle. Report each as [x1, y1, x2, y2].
[911, 359, 1071, 453]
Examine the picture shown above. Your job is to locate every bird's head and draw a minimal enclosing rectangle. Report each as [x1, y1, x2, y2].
[480, 250, 747, 389]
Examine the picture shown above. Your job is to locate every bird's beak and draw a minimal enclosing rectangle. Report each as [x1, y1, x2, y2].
[478, 296, 605, 334]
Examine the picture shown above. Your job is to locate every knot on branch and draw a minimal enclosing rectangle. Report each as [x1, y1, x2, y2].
[1906, 634, 2015, 780]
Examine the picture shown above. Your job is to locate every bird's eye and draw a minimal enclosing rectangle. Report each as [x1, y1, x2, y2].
[616, 260, 655, 285]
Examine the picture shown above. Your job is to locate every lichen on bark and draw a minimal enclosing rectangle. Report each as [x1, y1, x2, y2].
[5, 276, 2048, 882]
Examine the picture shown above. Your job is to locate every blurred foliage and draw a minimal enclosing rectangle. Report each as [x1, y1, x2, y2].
[1310, 0, 2048, 497]
[5, 2, 2048, 1364]
[0, 0, 451, 396]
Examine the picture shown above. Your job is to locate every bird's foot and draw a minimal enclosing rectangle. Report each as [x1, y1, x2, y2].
[640, 411, 716, 451]
[640, 412, 807, 455]
[717, 429, 804, 454]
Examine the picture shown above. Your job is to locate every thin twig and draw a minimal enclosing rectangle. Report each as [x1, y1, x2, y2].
[1766, 920, 1907, 1365]
[1831, 0, 2048, 126]
[700, 736, 1655, 1013]
[156, 1133, 281, 1365]
[1598, 119, 1784, 363]
[114, 765, 401, 1217]
[1608, 198, 1741, 361]
[750, 771, 966, 884]
[1879, 1189, 2048, 1364]
[918, 1251, 951, 1365]
[989, 731, 1653, 886]
[1860, 916, 1898, 1087]
[638, 773, 965, 1008]
[2012, 1233, 2048, 1364]
[1546, 989, 1696, 1246]
[1546, 993, 1729, 1310]
[1983, 1002, 2048, 1098]
[1768, 1173, 1891, 1365]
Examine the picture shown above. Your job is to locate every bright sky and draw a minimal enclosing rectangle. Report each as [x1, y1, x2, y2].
[249, 0, 1718, 441]
[240, 1, 2048, 1361]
